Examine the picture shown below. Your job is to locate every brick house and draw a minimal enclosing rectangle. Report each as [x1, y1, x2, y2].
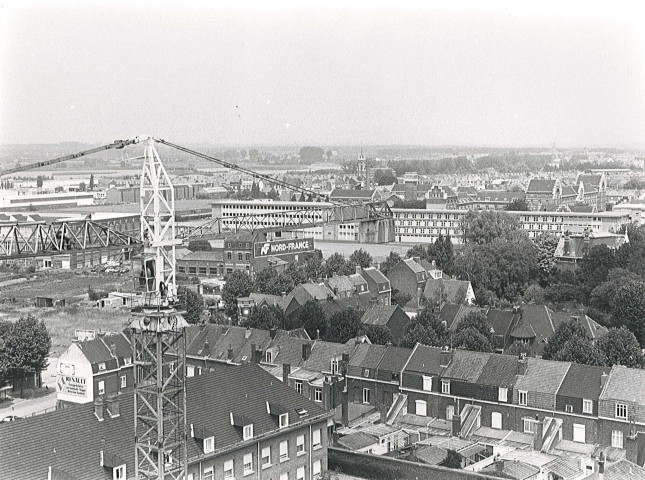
[386, 258, 426, 308]
[360, 304, 411, 343]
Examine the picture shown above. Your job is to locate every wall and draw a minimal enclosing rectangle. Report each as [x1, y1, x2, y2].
[328, 447, 498, 480]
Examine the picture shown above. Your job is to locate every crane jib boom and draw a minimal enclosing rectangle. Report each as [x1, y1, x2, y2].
[0, 139, 137, 177]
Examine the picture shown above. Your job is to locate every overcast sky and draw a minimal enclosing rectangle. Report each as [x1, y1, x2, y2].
[1, 1, 644, 147]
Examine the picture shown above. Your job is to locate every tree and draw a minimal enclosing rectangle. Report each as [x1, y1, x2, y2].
[596, 327, 645, 368]
[78, 181, 87, 192]
[299, 146, 325, 164]
[0, 315, 51, 390]
[533, 234, 559, 287]
[456, 311, 491, 338]
[439, 450, 462, 469]
[577, 245, 617, 298]
[242, 305, 286, 330]
[304, 255, 324, 281]
[361, 325, 393, 345]
[547, 335, 605, 366]
[36, 175, 43, 188]
[504, 198, 530, 211]
[523, 284, 545, 304]
[462, 210, 524, 245]
[589, 269, 641, 314]
[89, 173, 95, 191]
[349, 248, 372, 269]
[380, 251, 401, 276]
[373, 169, 397, 186]
[504, 341, 533, 357]
[391, 288, 412, 307]
[222, 270, 254, 319]
[429, 235, 455, 275]
[177, 285, 204, 324]
[399, 307, 449, 349]
[453, 311, 493, 352]
[406, 244, 426, 259]
[324, 309, 363, 343]
[188, 240, 212, 252]
[542, 319, 590, 361]
[610, 281, 645, 347]
[324, 253, 351, 277]
[297, 301, 327, 339]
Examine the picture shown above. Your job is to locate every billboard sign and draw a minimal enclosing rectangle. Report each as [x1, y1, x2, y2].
[57, 375, 87, 398]
[254, 238, 315, 258]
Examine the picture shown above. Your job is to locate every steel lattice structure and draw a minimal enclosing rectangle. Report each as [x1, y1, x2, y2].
[0, 219, 140, 259]
[131, 310, 188, 480]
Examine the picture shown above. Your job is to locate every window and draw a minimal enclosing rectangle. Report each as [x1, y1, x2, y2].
[415, 400, 427, 416]
[245, 253, 250, 261]
[189, 267, 197, 274]
[441, 380, 450, 394]
[297, 435, 306, 455]
[446, 405, 454, 421]
[238, 253, 243, 261]
[204, 436, 214, 453]
[314, 387, 323, 402]
[227, 252, 232, 260]
[204, 467, 214, 480]
[616, 403, 628, 420]
[265, 351, 273, 363]
[197, 367, 202, 376]
[123, 357, 132, 366]
[243, 453, 253, 475]
[199, 267, 207, 275]
[279, 413, 289, 428]
[612, 430, 624, 448]
[98, 381, 105, 395]
[120, 375, 126, 388]
[331, 358, 339, 375]
[98, 362, 106, 371]
[297, 466, 305, 480]
[565, 405, 574, 413]
[573, 424, 586, 443]
[363, 368, 370, 377]
[498, 387, 508, 402]
[313, 460, 322, 480]
[518, 390, 528, 406]
[313, 428, 322, 449]
[243, 424, 253, 440]
[363, 388, 371, 404]
[280, 440, 289, 461]
[295, 381, 303, 395]
[523, 418, 536, 434]
[422, 375, 432, 391]
[261, 446, 271, 468]
[583, 399, 593, 414]
[178, 265, 186, 273]
[491, 412, 502, 430]
[224, 459, 234, 479]
[187, 365, 195, 378]
[113, 465, 126, 480]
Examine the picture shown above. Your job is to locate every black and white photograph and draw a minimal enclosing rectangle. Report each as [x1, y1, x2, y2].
[1, 1, 645, 479]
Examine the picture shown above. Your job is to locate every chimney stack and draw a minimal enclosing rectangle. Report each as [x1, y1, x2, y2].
[341, 388, 349, 427]
[598, 452, 605, 479]
[282, 363, 291, 384]
[356, 265, 362, 275]
[94, 397, 105, 421]
[533, 416, 544, 451]
[109, 343, 116, 358]
[203, 340, 210, 356]
[451, 414, 462, 437]
[517, 354, 528, 376]
[245, 327, 252, 339]
[341, 353, 350, 376]
[440, 347, 452, 368]
[250, 343, 258, 363]
[227, 344, 234, 360]
[105, 393, 120, 418]
[270, 328, 277, 340]
[302, 343, 312, 361]
[600, 372, 608, 390]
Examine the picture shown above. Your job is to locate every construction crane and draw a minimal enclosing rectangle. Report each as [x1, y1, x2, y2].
[0, 136, 395, 480]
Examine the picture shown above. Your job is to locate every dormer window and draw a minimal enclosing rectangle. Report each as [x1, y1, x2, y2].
[265, 351, 273, 363]
[113, 465, 126, 480]
[204, 436, 215, 453]
[243, 424, 254, 440]
[123, 357, 132, 366]
[98, 362, 106, 371]
[330, 358, 339, 375]
[279, 413, 289, 428]
[231, 412, 253, 440]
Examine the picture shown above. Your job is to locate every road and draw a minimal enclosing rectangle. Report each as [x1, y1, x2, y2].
[0, 357, 58, 420]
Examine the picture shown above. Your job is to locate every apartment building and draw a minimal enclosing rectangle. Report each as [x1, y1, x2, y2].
[2, 362, 333, 480]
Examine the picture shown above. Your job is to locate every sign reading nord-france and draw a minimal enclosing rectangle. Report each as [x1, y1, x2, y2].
[254, 238, 315, 257]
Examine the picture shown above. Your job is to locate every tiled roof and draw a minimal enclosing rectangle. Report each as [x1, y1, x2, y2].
[415, 445, 448, 465]
[377, 347, 413, 373]
[438, 304, 462, 329]
[476, 190, 525, 202]
[329, 189, 375, 199]
[361, 267, 389, 286]
[586, 460, 645, 480]
[526, 178, 556, 193]
[302, 340, 356, 373]
[442, 350, 491, 383]
[348, 343, 388, 369]
[561, 185, 578, 197]
[510, 323, 536, 339]
[360, 304, 398, 326]
[557, 363, 610, 400]
[599, 365, 645, 403]
[481, 460, 540, 480]
[0, 362, 329, 480]
[566, 204, 595, 213]
[75, 332, 131, 372]
[577, 174, 603, 189]
[326, 275, 355, 293]
[514, 358, 570, 396]
[403, 345, 446, 375]
[402, 258, 425, 274]
[486, 309, 518, 337]
[543, 456, 583, 479]
[180, 250, 224, 262]
[476, 354, 520, 388]
[337, 432, 378, 451]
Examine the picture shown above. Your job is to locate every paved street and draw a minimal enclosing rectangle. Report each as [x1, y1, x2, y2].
[0, 357, 58, 420]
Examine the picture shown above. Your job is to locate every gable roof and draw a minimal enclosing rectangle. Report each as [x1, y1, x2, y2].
[360, 267, 389, 286]
[377, 346, 414, 373]
[337, 432, 378, 451]
[0, 362, 330, 480]
[442, 350, 491, 383]
[477, 354, 520, 388]
[526, 179, 556, 194]
[348, 343, 388, 369]
[557, 363, 610, 400]
[401, 258, 425, 274]
[486, 309, 519, 338]
[514, 358, 571, 396]
[599, 365, 645, 404]
[576, 174, 603, 189]
[360, 304, 400, 326]
[403, 345, 446, 376]
[326, 275, 355, 293]
[424, 278, 471, 306]
[302, 340, 356, 373]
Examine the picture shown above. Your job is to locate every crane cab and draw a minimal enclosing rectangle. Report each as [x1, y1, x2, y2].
[131, 252, 176, 306]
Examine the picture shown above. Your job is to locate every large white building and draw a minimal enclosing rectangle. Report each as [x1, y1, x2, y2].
[0, 191, 95, 209]
[210, 200, 631, 245]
